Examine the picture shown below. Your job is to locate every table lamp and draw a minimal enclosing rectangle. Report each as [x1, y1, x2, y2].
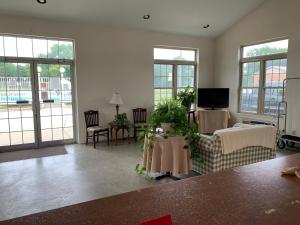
[109, 92, 123, 115]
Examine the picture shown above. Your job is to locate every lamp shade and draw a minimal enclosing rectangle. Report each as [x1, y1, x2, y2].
[109, 92, 124, 105]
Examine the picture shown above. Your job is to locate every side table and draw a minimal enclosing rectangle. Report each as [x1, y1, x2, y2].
[109, 122, 131, 145]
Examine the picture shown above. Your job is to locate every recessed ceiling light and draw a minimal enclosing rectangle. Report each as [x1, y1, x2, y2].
[37, 0, 47, 4]
[143, 14, 151, 20]
[203, 24, 210, 29]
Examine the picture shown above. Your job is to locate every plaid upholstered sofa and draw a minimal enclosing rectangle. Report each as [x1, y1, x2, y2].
[192, 133, 277, 175]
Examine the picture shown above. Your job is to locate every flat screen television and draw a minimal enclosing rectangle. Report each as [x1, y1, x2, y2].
[198, 88, 229, 109]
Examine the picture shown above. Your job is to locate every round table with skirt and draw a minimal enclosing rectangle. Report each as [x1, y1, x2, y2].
[142, 135, 192, 177]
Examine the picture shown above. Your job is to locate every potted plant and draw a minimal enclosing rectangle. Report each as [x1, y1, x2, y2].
[149, 99, 188, 134]
[176, 87, 196, 111]
[139, 99, 201, 161]
[113, 113, 130, 127]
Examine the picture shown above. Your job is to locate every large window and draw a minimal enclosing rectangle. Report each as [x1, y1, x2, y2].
[154, 47, 197, 105]
[239, 39, 288, 115]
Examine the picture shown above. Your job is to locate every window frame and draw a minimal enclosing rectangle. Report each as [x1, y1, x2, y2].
[239, 39, 288, 115]
[153, 47, 198, 105]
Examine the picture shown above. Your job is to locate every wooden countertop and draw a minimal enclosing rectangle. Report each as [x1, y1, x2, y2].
[2, 154, 300, 225]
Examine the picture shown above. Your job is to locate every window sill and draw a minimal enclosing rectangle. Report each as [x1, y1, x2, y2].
[236, 112, 280, 121]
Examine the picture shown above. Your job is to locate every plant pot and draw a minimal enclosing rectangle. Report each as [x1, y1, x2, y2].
[161, 123, 174, 134]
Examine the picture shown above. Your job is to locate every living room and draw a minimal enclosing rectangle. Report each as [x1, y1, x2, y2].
[0, 0, 300, 224]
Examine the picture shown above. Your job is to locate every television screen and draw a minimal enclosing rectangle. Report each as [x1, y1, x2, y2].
[198, 88, 229, 109]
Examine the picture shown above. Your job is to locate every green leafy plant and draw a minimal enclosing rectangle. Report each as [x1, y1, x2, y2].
[176, 87, 196, 111]
[149, 99, 188, 132]
[113, 113, 131, 127]
[135, 164, 154, 180]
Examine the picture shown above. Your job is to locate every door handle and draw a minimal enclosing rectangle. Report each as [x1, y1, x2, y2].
[43, 99, 54, 103]
[16, 100, 29, 104]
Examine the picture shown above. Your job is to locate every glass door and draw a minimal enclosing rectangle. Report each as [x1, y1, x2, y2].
[0, 62, 36, 149]
[37, 63, 74, 145]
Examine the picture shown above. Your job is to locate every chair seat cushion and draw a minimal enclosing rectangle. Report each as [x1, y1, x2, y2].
[87, 126, 108, 133]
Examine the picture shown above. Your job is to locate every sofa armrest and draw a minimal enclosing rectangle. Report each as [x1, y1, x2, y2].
[199, 134, 221, 153]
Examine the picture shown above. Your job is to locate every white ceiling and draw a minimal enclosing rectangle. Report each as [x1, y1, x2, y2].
[0, 0, 266, 37]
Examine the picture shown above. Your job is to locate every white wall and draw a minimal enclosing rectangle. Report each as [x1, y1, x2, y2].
[214, 0, 300, 134]
[0, 14, 214, 143]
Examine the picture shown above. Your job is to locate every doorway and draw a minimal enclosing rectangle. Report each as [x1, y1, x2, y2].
[0, 61, 75, 151]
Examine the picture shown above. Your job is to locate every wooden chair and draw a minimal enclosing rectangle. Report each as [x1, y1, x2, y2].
[132, 108, 148, 142]
[84, 110, 109, 148]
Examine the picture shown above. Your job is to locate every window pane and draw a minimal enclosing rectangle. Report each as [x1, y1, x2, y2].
[177, 65, 195, 88]
[0, 107, 8, 119]
[48, 39, 59, 59]
[0, 133, 10, 146]
[0, 119, 9, 132]
[33, 38, 47, 58]
[17, 37, 33, 58]
[9, 118, 22, 132]
[21, 105, 33, 117]
[42, 129, 52, 142]
[243, 39, 288, 58]
[240, 88, 259, 113]
[154, 48, 195, 61]
[22, 117, 34, 131]
[154, 64, 173, 88]
[265, 59, 287, 87]
[58, 40, 74, 59]
[63, 127, 73, 139]
[52, 116, 62, 128]
[10, 132, 22, 145]
[154, 88, 172, 106]
[52, 128, 63, 140]
[4, 36, 17, 57]
[23, 131, 35, 144]
[8, 105, 21, 118]
[241, 62, 260, 88]
[0, 36, 4, 56]
[41, 116, 52, 129]
[62, 103, 72, 115]
[264, 88, 284, 115]
[63, 115, 73, 127]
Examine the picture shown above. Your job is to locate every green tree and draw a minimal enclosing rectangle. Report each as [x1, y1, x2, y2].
[0, 63, 30, 77]
[38, 43, 73, 60]
[246, 46, 287, 58]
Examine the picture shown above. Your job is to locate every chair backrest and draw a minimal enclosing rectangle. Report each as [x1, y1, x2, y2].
[132, 108, 147, 124]
[84, 110, 99, 128]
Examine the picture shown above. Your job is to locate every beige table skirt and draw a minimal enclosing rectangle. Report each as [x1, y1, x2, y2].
[196, 109, 230, 134]
[142, 136, 192, 177]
